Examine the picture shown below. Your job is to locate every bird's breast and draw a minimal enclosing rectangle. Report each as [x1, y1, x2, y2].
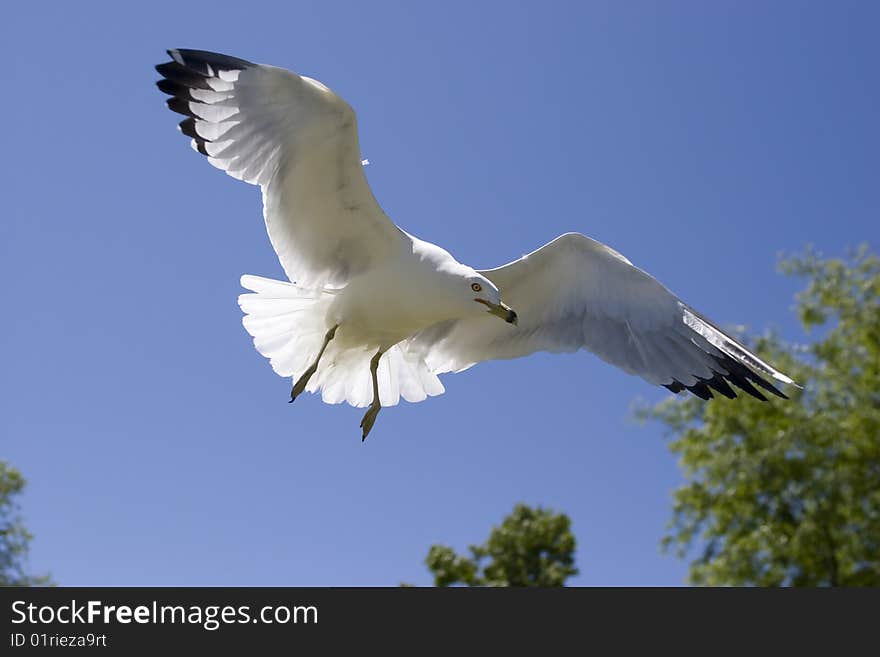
[327, 261, 456, 348]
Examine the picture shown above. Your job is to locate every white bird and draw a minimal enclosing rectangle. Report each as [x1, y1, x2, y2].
[156, 49, 797, 440]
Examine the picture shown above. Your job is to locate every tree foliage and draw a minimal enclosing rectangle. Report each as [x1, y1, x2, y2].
[0, 461, 51, 586]
[639, 246, 879, 586]
[425, 504, 578, 587]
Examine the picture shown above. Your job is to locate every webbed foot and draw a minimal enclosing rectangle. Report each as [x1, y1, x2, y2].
[359, 403, 382, 441]
[289, 366, 316, 402]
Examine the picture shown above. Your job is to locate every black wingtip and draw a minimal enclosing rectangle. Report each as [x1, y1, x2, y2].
[725, 371, 768, 401]
[703, 374, 737, 400]
[178, 117, 197, 139]
[758, 379, 788, 400]
[166, 96, 197, 118]
[157, 48, 257, 160]
[166, 48, 255, 75]
[155, 61, 213, 89]
[664, 353, 791, 403]
[770, 387, 789, 400]
[176, 118, 210, 155]
[685, 381, 714, 400]
[708, 354, 778, 402]
[156, 78, 188, 98]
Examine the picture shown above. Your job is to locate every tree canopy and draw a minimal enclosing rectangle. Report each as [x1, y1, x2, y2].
[0, 461, 51, 586]
[639, 246, 879, 586]
[425, 503, 578, 587]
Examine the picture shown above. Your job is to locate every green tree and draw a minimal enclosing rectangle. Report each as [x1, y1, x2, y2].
[0, 461, 51, 586]
[425, 504, 578, 586]
[639, 246, 879, 586]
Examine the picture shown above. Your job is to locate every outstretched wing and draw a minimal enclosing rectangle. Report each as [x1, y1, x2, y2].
[407, 233, 797, 400]
[156, 49, 404, 288]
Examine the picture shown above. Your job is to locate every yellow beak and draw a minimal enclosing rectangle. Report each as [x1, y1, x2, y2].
[475, 298, 518, 325]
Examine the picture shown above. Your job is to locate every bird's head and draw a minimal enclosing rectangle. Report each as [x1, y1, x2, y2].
[465, 273, 518, 325]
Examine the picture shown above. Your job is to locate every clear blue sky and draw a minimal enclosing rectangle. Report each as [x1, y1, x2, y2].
[3, 1, 877, 586]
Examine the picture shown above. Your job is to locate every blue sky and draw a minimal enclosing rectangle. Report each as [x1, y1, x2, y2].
[3, 1, 877, 586]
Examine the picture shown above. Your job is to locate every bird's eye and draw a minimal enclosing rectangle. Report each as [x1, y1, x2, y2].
[471, 283, 482, 292]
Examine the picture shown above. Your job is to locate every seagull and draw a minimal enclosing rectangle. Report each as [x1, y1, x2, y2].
[156, 49, 797, 440]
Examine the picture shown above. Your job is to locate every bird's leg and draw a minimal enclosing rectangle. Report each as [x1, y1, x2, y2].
[359, 348, 385, 441]
[290, 324, 338, 402]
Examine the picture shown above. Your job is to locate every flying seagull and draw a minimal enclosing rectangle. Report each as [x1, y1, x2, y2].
[156, 49, 797, 440]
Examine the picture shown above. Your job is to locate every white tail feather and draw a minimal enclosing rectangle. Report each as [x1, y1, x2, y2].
[238, 275, 445, 407]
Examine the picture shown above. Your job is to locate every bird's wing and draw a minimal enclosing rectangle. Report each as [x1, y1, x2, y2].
[407, 233, 797, 400]
[156, 49, 404, 288]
